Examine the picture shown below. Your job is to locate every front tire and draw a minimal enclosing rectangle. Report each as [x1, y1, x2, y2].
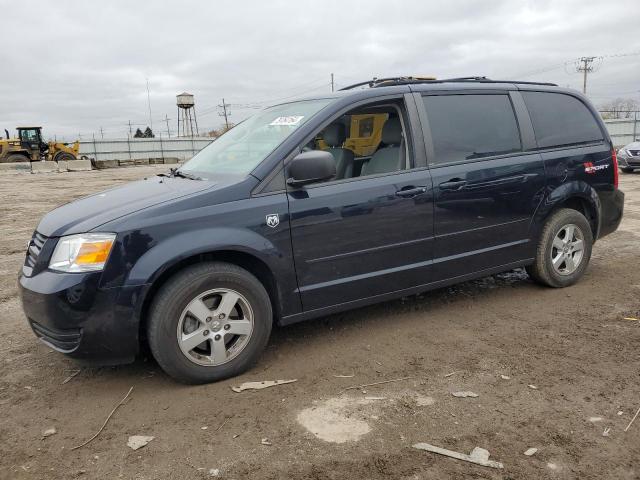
[147, 262, 272, 384]
[620, 167, 634, 173]
[526, 208, 593, 288]
[54, 152, 76, 162]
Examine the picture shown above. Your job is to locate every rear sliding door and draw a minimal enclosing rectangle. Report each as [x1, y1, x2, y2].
[418, 91, 545, 280]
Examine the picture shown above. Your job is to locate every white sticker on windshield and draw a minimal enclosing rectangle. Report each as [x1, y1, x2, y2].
[269, 116, 304, 126]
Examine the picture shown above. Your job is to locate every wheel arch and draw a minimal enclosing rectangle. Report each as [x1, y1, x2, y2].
[535, 181, 601, 241]
[137, 249, 282, 350]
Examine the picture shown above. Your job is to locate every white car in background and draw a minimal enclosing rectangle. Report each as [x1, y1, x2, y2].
[618, 141, 640, 172]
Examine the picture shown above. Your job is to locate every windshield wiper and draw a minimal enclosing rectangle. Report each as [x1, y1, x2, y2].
[169, 167, 202, 180]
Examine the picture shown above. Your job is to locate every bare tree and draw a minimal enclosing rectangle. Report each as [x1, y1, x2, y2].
[205, 123, 236, 138]
[599, 98, 639, 119]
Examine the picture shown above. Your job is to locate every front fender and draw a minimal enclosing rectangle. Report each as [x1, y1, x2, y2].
[532, 180, 601, 238]
[124, 227, 286, 287]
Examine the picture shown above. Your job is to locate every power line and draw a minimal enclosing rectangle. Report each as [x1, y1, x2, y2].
[514, 60, 571, 79]
[601, 51, 640, 59]
[513, 51, 639, 80]
[196, 78, 335, 122]
[225, 81, 331, 108]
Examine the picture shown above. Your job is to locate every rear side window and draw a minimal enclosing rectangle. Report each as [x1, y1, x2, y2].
[522, 92, 603, 149]
[423, 94, 521, 165]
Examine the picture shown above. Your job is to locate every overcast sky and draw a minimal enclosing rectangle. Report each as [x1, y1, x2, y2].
[1, 0, 638, 140]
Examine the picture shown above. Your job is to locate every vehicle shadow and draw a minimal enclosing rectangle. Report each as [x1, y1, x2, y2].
[270, 267, 535, 344]
[81, 267, 537, 387]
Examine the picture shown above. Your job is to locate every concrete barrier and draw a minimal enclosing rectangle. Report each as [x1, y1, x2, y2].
[66, 159, 92, 172]
[0, 162, 31, 174]
[1, 156, 184, 175]
[31, 161, 58, 173]
[94, 159, 119, 169]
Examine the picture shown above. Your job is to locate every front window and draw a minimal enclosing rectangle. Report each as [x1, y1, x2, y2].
[180, 99, 332, 178]
[20, 129, 39, 142]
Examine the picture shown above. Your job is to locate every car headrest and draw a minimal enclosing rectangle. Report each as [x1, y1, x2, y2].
[323, 123, 346, 147]
[381, 118, 402, 146]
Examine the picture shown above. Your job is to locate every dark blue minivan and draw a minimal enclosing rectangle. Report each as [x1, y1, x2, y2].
[19, 77, 624, 383]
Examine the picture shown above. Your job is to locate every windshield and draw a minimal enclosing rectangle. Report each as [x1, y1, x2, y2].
[180, 98, 332, 178]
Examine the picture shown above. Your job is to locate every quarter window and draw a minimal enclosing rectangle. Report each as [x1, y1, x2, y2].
[522, 92, 603, 149]
[423, 94, 522, 165]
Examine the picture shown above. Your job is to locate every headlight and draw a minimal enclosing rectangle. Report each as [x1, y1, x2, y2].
[49, 233, 116, 272]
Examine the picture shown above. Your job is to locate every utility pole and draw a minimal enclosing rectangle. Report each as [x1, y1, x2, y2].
[576, 57, 596, 94]
[331, 73, 334, 92]
[146, 78, 153, 130]
[128, 120, 133, 138]
[218, 98, 230, 130]
[99, 127, 104, 139]
[164, 114, 171, 137]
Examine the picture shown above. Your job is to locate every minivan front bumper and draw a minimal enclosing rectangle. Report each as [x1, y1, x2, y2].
[19, 270, 147, 365]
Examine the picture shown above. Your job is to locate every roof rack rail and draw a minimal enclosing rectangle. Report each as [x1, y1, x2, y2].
[339, 76, 557, 90]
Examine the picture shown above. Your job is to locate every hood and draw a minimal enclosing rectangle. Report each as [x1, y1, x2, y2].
[37, 175, 216, 237]
[623, 142, 640, 151]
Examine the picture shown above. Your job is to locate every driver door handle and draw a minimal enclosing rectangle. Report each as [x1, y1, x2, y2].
[395, 186, 427, 198]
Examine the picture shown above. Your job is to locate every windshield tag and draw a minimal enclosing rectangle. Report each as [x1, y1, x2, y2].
[269, 116, 304, 126]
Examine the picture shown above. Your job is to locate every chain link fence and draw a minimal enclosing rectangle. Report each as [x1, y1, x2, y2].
[601, 111, 639, 147]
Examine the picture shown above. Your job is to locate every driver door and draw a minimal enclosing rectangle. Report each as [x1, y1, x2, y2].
[287, 95, 435, 312]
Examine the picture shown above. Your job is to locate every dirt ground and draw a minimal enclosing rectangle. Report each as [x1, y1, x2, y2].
[1, 165, 639, 480]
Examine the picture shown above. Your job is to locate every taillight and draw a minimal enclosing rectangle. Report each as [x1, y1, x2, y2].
[612, 148, 619, 189]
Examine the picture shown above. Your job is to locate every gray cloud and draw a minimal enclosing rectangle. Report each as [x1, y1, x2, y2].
[1, 0, 638, 140]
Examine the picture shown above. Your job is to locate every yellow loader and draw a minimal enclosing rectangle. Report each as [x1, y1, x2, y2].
[0, 127, 79, 163]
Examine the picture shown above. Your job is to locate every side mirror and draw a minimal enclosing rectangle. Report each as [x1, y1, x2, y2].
[286, 150, 336, 187]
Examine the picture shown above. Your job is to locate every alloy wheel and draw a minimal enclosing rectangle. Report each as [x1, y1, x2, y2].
[176, 288, 254, 366]
[550, 223, 585, 276]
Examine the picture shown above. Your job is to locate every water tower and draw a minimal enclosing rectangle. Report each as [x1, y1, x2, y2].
[176, 92, 199, 137]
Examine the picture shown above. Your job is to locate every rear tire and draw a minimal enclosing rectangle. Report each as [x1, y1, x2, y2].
[1, 154, 29, 164]
[526, 208, 593, 288]
[147, 262, 272, 384]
